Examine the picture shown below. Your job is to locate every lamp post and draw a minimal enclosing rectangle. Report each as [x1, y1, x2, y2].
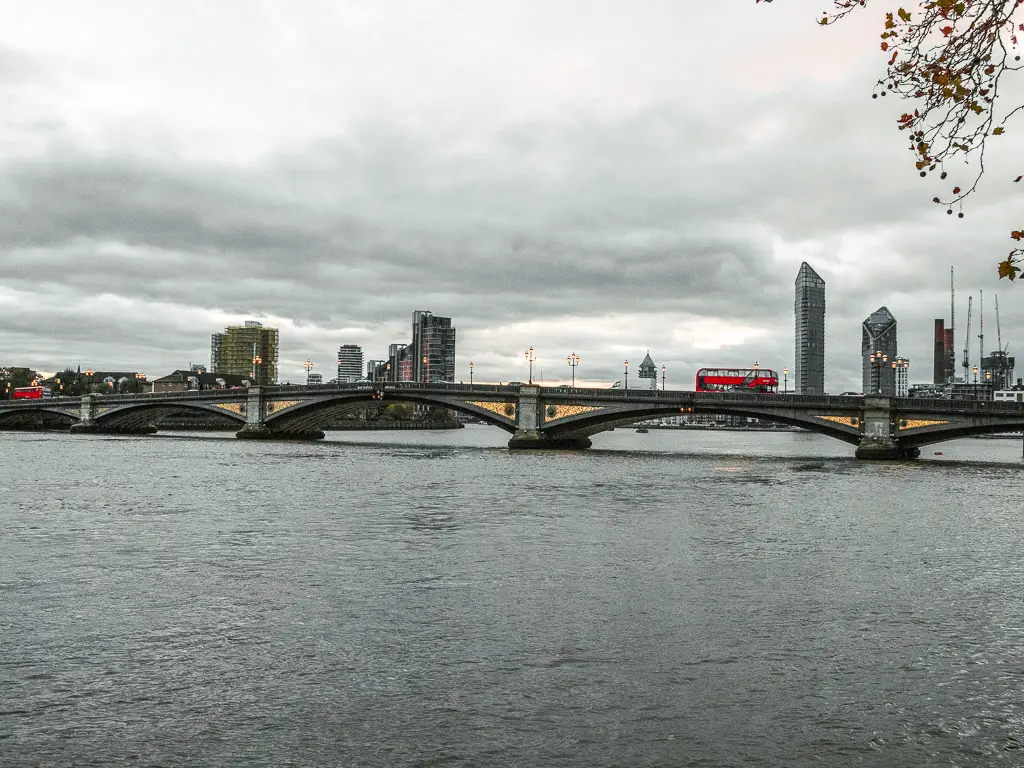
[304, 359, 313, 386]
[869, 351, 888, 395]
[423, 355, 430, 383]
[469, 361, 474, 385]
[661, 364, 666, 391]
[567, 353, 579, 386]
[252, 354, 262, 384]
[85, 368, 94, 394]
[524, 347, 535, 384]
[624, 360, 628, 390]
[783, 367, 788, 394]
[973, 365, 979, 399]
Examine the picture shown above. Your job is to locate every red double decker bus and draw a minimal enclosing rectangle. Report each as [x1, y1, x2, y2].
[13, 386, 44, 399]
[696, 367, 779, 393]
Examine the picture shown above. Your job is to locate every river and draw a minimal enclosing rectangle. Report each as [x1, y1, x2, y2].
[3, 426, 1023, 766]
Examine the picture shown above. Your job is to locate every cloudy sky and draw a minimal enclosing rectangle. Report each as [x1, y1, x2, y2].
[2, 1, 1021, 389]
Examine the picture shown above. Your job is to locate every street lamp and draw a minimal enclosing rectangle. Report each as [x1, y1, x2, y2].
[661, 364, 666, 392]
[423, 355, 430, 383]
[624, 360, 628, 390]
[869, 351, 888, 394]
[524, 347, 535, 384]
[567, 353, 579, 386]
[469, 361, 474, 385]
[304, 359, 313, 385]
[251, 354, 262, 384]
[783, 367, 789, 394]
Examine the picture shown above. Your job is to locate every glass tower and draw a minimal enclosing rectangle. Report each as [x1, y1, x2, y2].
[794, 262, 825, 394]
[861, 307, 898, 395]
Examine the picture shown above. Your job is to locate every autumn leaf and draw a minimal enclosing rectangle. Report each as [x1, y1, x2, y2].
[1011, 231, 1024, 241]
[1015, 176, 1023, 183]
[993, 126, 1005, 135]
[999, 259, 1020, 281]
[953, 186, 961, 194]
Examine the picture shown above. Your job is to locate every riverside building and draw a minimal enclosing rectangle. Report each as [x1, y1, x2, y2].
[794, 262, 826, 394]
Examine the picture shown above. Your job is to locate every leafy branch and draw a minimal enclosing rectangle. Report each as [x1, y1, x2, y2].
[758, 0, 1024, 279]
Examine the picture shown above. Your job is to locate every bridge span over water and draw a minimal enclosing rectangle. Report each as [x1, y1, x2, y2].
[2, 382, 1024, 459]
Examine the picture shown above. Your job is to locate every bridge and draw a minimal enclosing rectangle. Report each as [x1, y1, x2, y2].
[2, 382, 1024, 459]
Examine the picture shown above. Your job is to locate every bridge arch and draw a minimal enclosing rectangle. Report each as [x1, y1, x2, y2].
[0, 405, 79, 429]
[88, 401, 246, 432]
[263, 391, 518, 436]
[896, 419, 1024, 448]
[542, 403, 862, 445]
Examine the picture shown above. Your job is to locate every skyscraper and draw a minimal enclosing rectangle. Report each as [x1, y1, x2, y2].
[336, 344, 363, 383]
[794, 262, 825, 394]
[210, 320, 279, 385]
[861, 307, 898, 395]
[410, 310, 456, 383]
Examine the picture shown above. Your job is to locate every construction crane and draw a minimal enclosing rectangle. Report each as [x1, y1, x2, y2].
[996, 294, 1007, 354]
[962, 295, 972, 384]
[978, 290, 984, 364]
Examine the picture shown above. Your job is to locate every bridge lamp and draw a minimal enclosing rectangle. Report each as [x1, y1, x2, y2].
[423, 355, 430, 383]
[524, 347, 536, 384]
[783, 367, 788, 394]
[624, 360, 628, 390]
[568, 353, 579, 386]
[869, 351, 888, 394]
[251, 354, 262, 383]
[469, 361, 474, 385]
[661, 364, 666, 392]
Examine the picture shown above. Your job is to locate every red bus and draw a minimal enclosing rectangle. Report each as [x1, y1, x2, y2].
[696, 367, 779, 393]
[13, 386, 44, 400]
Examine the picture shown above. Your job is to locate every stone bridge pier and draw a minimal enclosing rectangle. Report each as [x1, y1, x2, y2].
[68, 394, 98, 434]
[235, 387, 324, 440]
[855, 396, 920, 460]
[507, 385, 591, 450]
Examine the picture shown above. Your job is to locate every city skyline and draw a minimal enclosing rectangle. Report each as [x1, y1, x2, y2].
[1, 3, 1022, 389]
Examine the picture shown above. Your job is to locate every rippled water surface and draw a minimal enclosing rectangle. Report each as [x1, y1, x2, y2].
[3, 426, 1024, 767]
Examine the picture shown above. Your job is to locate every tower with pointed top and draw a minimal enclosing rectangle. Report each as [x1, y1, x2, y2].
[638, 352, 658, 390]
[794, 262, 826, 394]
[862, 307, 898, 395]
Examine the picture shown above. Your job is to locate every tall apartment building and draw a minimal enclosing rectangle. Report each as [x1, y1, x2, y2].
[933, 319, 951, 384]
[337, 345, 364, 383]
[410, 310, 456, 383]
[794, 262, 826, 394]
[210, 320, 279, 386]
[861, 307, 898, 395]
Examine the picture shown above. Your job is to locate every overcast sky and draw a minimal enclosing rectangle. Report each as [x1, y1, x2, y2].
[2, 1, 1022, 389]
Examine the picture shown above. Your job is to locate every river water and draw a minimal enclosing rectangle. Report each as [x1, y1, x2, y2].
[3, 426, 1024, 767]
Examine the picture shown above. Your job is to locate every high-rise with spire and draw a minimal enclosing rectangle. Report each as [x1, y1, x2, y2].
[794, 262, 826, 394]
